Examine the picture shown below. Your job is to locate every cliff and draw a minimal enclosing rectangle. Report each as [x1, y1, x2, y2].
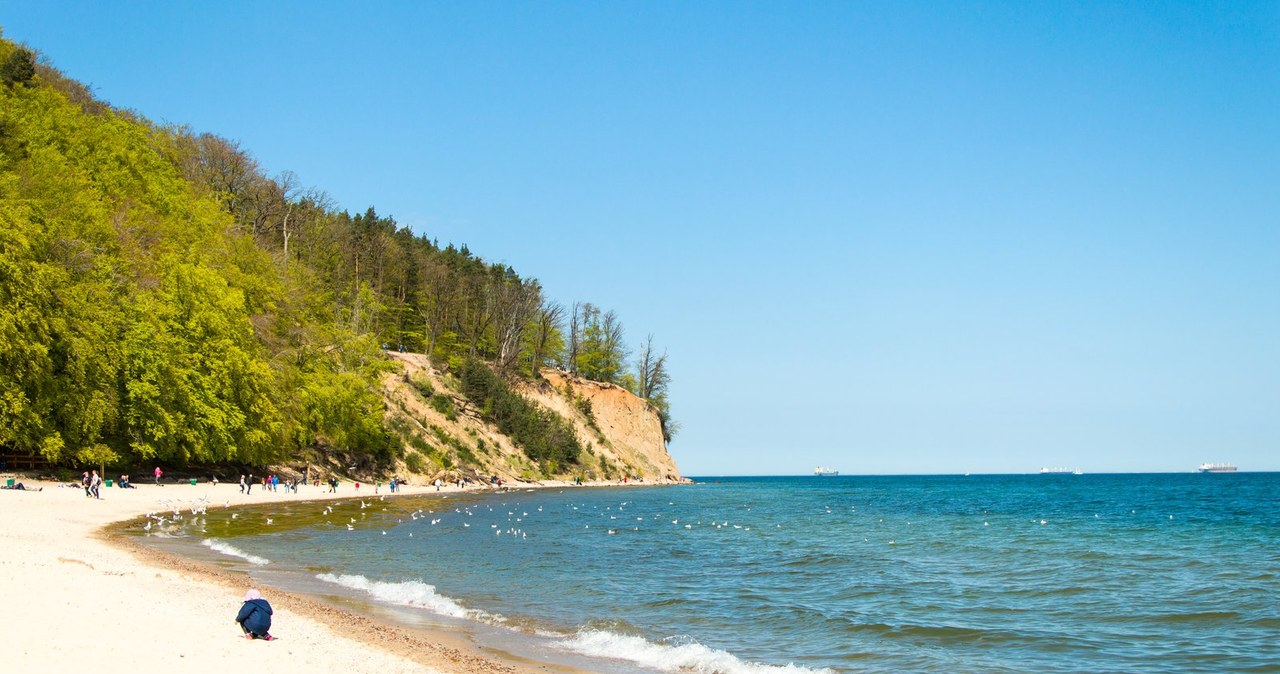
[381, 352, 681, 484]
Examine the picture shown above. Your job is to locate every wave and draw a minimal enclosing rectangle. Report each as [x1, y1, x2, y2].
[201, 538, 270, 565]
[315, 573, 497, 622]
[556, 629, 837, 674]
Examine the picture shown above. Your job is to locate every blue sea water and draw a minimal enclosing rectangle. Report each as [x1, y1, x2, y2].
[139, 474, 1280, 673]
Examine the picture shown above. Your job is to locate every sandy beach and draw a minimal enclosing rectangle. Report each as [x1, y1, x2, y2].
[0, 476, 616, 674]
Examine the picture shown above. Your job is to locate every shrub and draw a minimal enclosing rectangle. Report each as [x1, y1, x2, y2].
[430, 393, 456, 419]
[410, 377, 434, 398]
[458, 358, 581, 469]
[404, 451, 426, 474]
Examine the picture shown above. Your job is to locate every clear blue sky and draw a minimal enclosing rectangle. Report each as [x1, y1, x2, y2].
[4, 2, 1277, 474]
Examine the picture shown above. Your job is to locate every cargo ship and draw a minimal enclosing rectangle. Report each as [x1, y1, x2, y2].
[1197, 463, 1237, 473]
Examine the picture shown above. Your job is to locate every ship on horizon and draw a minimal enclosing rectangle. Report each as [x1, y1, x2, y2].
[814, 467, 839, 476]
[1197, 463, 1237, 473]
[1039, 467, 1083, 475]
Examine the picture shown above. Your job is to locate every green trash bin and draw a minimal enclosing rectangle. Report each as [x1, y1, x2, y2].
[4, 478, 12, 487]
[105, 479, 113, 487]
[189, 478, 197, 485]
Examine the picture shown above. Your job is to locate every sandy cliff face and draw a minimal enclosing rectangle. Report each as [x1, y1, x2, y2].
[381, 352, 681, 483]
[519, 370, 681, 482]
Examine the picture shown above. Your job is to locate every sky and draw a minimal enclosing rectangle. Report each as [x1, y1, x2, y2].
[3, 2, 1278, 475]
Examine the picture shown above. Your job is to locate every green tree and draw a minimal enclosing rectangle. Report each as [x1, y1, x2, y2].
[575, 304, 627, 383]
[1, 47, 35, 88]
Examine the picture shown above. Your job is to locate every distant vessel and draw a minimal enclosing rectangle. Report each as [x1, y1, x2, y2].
[1197, 463, 1237, 473]
[814, 467, 839, 476]
[1039, 467, 1082, 475]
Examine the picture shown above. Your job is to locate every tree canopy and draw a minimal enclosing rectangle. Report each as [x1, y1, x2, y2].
[0, 35, 674, 473]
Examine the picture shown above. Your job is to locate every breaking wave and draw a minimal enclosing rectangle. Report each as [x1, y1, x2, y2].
[315, 573, 498, 622]
[202, 538, 269, 565]
[556, 629, 837, 674]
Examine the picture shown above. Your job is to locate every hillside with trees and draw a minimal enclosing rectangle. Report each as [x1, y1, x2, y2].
[0, 33, 677, 481]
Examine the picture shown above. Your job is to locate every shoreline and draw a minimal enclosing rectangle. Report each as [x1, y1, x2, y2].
[2, 475, 678, 674]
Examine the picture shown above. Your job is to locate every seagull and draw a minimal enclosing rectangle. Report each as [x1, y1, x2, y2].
[265, 518, 273, 525]
[346, 524, 354, 530]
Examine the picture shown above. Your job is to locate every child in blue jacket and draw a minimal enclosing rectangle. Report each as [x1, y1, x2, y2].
[235, 589, 274, 640]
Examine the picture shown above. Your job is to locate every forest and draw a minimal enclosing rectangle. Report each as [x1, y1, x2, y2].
[0, 34, 673, 474]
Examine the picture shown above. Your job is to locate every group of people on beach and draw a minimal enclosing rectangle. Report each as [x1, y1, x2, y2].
[238, 474, 305, 494]
[81, 470, 102, 498]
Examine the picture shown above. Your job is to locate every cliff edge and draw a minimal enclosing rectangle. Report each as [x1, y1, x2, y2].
[381, 352, 681, 483]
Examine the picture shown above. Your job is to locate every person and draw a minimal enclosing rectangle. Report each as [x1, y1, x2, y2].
[234, 589, 274, 641]
[434, 478, 442, 491]
[154, 466, 163, 486]
[89, 470, 102, 499]
[239, 475, 247, 494]
[82, 471, 91, 497]
[119, 474, 136, 489]
[328, 477, 337, 493]
[0, 482, 39, 490]
[245, 474, 253, 495]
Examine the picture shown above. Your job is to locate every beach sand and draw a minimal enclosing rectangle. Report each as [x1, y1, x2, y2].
[0, 477, 614, 674]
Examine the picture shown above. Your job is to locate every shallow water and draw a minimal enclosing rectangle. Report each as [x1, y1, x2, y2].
[136, 474, 1280, 673]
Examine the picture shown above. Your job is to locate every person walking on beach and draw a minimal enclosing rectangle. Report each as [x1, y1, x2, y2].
[328, 477, 337, 493]
[246, 474, 253, 495]
[153, 466, 163, 486]
[239, 475, 246, 494]
[81, 471, 91, 497]
[234, 589, 275, 641]
[89, 470, 102, 499]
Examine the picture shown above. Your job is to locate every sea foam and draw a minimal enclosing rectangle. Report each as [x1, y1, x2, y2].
[201, 538, 269, 565]
[315, 573, 491, 621]
[556, 629, 837, 674]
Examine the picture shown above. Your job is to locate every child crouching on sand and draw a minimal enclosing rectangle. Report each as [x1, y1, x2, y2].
[235, 589, 275, 641]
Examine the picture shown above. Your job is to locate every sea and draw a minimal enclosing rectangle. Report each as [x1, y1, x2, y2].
[133, 474, 1280, 674]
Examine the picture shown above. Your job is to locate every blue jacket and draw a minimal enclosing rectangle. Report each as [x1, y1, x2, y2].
[235, 598, 273, 635]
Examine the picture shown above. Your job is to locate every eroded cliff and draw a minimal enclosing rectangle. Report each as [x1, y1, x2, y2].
[382, 352, 681, 483]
